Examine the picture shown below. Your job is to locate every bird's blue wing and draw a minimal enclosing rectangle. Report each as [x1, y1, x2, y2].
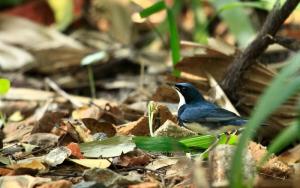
[180, 106, 244, 124]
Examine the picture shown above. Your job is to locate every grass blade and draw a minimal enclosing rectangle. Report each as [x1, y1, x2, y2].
[139, 1, 165, 18]
[260, 121, 299, 165]
[166, 7, 181, 76]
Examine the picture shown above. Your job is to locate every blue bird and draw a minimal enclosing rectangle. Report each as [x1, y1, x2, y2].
[173, 82, 246, 135]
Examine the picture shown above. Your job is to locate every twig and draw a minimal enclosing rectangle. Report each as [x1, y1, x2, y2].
[269, 35, 300, 51]
[45, 78, 83, 108]
[221, 0, 300, 100]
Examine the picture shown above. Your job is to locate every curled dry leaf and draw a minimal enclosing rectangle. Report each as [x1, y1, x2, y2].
[117, 149, 151, 167]
[69, 119, 94, 143]
[9, 159, 47, 172]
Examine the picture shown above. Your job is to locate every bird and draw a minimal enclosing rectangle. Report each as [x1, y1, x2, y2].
[173, 82, 246, 136]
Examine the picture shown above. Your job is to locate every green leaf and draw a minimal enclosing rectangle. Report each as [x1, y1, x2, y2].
[230, 52, 300, 188]
[180, 135, 216, 149]
[180, 134, 238, 149]
[139, 1, 166, 18]
[0, 78, 10, 95]
[134, 136, 188, 152]
[80, 136, 136, 158]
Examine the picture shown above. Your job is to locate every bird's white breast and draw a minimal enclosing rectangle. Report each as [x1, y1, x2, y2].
[175, 90, 186, 110]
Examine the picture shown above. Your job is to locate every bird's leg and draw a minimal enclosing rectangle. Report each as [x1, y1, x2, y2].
[225, 129, 238, 144]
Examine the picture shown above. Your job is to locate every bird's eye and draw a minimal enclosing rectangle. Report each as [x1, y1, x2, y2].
[181, 87, 187, 92]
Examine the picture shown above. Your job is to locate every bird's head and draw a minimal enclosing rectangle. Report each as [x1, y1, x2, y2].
[173, 83, 205, 106]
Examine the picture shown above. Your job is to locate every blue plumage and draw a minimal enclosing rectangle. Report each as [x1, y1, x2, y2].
[174, 83, 246, 135]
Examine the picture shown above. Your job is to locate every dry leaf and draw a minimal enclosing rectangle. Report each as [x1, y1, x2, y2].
[146, 158, 178, 171]
[279, 144, 300, 165]
[117, 116, 149, 136]
[44, 147, 71, 167]
[0, 175, 51, 188]
[36, 180, 72, 188]
[72, 106, 102, 120]
[83, 168, 141, 187]
[66, 142, 84, 159]
[117, 149, 151, 167]
[10, 160, 46, 171]
[153, 120, 197, 138]
[69, 159, 111, 169]
[82, 118, 116, 137]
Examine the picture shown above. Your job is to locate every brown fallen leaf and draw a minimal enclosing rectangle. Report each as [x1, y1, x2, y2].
[82, 118, 116, 137]
[26, 133, 59, 147]
[117, 116, 149, 136]
[36, 180, 72, 188]
[153, 120, 197, 138]
[31, 111, 67, 133]
[0, 175, 51, 188]
[59, 119, 93, 143]
[128, 182, 160, 188]
[0, 168, 13, 176]
[9, 159, 46, 172]
[248, 142, 293, 179]
[72, 105, 102, 120]
[153, 103, 177, 126]
[3, 116, 35, 143]
[117, 149, 151, 167]
[83, 168, 141, 187]
[69, 159, 111, 169]
[67, 142, 84, 159]
[278, 144, 300, 165]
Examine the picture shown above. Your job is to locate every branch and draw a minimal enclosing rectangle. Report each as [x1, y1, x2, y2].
[221, 0, 300, 100]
